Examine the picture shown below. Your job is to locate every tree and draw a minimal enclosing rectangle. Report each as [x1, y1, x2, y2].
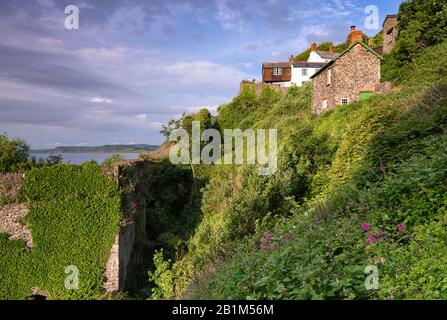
[47, 153, 63, 165]
[0, 133, 30, 173]
[394, 0, 447, 62]
[160, 117, 182, 139]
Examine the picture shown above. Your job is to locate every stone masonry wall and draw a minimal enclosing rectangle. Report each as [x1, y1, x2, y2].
[383, 16, 398, 54]
[0, 173, 24, 199]
[312, 44, 381, 115]
[102, 217, 136, 292]
[102, 164, 138, 292]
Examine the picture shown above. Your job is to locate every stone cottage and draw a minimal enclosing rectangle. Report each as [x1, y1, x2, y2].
[310, 26, 383, 115]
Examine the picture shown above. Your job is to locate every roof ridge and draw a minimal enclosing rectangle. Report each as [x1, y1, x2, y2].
[310, 41, 382, 79]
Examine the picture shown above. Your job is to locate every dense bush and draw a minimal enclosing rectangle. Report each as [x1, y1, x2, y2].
[0, 133, 30, 173]
[148, 39, 447, 300]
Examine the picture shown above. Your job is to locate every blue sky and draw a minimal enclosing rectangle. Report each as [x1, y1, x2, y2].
[0, 0, 403, 148]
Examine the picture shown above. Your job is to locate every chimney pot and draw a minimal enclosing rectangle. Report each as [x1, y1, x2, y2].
[289, 55, 294, 63]
[351, 25, 356, 31]
[310, 43, 317, 52]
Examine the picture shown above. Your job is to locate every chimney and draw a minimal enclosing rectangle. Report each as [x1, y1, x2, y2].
[329, 46, 334, 54]
[310, 43, 317, 52]
[348, 25, 363, 45]
[289, 54, 294, 63]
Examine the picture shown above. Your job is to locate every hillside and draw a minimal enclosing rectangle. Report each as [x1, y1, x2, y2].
[145, 34, 447, 299]
[1, 0, 447, 301]
[31, 144, 158, 154]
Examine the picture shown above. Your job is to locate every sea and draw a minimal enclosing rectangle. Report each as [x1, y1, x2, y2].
[29, 152, 141, 165]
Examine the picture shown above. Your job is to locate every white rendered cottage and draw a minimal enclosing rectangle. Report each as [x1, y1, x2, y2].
[290, 43, 338, 87]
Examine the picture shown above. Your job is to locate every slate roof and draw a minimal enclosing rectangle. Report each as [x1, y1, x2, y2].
[315, 51, 339, 60]
[262, 62, 291, 68]
[383, 14, 398, 27]
[292, 62, 327, 68]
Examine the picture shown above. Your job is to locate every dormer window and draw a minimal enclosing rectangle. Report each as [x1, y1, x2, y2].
[273, 68, 282, 76]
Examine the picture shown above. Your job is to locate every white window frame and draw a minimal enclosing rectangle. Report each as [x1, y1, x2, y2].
[341, 98, 349, 105]
[302, 68, 308, 76]
[273, 68, 283, 76]
[327, 69, 332, 86]
[322, 99, 328, 109]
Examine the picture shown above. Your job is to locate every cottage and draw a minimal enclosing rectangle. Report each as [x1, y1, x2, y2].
[310, 26, 383, 115]
[289, 43, 337, 87]
[307, 43, 339, 63]
[290, 62, 326, 87]
[262, 60, 292, 88]
[262, 43, 337, 88]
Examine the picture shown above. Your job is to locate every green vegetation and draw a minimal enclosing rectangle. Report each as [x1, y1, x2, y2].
[2, 0, 447, 301]
[0, 133, 31, 173]
[146, 0, 447, 299]
[0, 133, 63, 174]
[294, 42, 348, 62]
[0, 163, 121, 299]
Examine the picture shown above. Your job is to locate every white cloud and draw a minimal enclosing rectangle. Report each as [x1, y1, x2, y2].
[90, 96, 113, 104]
[216, 0, 246, 31]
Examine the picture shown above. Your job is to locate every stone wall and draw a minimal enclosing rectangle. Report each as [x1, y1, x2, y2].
[102, 217, 136, 292]
[375, 81, 393, 94]
[0, 173, 24, 199]
[102, 161, 146, 292]
[312, 43, 381, 115]
[383, 16, 398, 54]
[102, 164, 137, 292]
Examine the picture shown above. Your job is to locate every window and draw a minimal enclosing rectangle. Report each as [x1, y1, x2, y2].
[387, 28, 394, 43]
[273, 68, 282, 76]
[322, 99, 328, 109]
[302, 68, 308, 76]
[326, 69, 332, 85]
[341, 98, 349, 105]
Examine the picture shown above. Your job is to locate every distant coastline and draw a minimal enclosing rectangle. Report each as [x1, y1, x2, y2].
[31, 144, 159, 154]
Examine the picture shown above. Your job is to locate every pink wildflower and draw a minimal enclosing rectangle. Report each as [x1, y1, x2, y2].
[261, 232, 273, 244]
[397, 224, 406, 233]
[361, 222, 372, 232]
[366, 235, 377, 247]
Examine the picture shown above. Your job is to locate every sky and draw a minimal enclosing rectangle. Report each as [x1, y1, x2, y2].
[0, 0, 403, 148]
